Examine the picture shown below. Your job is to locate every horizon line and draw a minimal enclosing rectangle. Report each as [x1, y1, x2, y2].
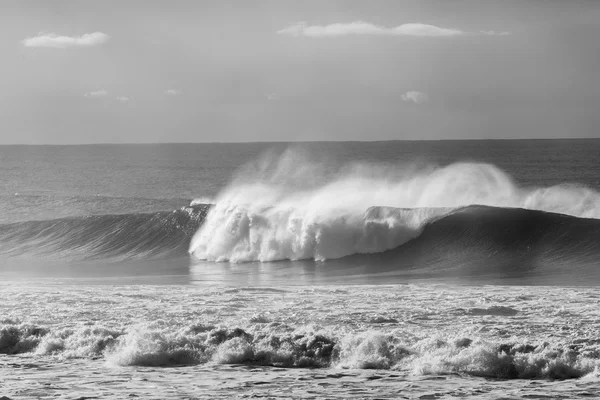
[1, 137, 599, 146]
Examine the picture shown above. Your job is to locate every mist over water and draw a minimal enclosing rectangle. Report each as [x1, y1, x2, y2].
[190, 148, 600, 263]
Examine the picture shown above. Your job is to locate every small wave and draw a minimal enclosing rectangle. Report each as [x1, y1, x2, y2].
[2, 322, 599, 379]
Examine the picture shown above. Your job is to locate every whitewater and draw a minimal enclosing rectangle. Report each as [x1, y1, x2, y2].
[2, 141, 600, 399]
[189, 151, 600, 269]
[3, 283, 600, 398]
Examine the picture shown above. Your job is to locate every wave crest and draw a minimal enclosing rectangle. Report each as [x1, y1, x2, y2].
[189, 155, 600, 263]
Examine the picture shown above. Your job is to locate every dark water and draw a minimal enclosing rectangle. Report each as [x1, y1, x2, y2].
[1, 139, 599, 285]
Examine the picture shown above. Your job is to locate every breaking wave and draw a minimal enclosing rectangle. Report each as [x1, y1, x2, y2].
[2, 151, 600, 277]
[189, 153, 600, 264]
[1, 321, 599, 379]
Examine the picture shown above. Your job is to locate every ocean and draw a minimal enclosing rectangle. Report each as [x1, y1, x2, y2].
[2, 140, 600, 399]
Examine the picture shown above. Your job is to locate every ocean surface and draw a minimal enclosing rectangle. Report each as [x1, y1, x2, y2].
[2, 140, 600, 399]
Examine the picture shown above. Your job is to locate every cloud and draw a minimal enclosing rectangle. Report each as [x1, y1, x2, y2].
[22, 32, 109, 48]
[277, 21, 510, 38]
[84, 89, 108, 98]
[278, 21, 463, 37]
[401, 91, 428, 104]
[116, 96, 130, 102]
[165, 89, 182, 96]
[267, 93, 278, 101]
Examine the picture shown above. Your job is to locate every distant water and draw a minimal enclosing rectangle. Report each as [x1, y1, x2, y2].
[3, 140, 600, 399]
[1, 140, 599, 284]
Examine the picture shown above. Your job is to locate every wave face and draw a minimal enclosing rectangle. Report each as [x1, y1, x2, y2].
[359, 205, 600, 283]
[0, 205, 209, 262]
[189, 152, 600, 265]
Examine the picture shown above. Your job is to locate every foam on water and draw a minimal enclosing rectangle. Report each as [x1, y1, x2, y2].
[2, 321, 599, 380]
[3, 284, 600, 380]
[190, 150, 600, 263]
[3, 283, 600, 399]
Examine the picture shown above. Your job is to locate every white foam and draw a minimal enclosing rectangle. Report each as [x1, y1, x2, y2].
[189, 150, 600, 262]
[3, 283, 600, 383]
[190, 197, 214, 206]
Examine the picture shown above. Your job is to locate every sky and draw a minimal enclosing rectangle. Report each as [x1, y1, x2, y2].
[0, 0, 599, 144]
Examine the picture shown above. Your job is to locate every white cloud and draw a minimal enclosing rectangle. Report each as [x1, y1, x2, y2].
[277, 21, 510, 38]
[116, 96, 130, 102]
[401, 91, 428, 104]
[278, 21, 463, 37]
[22, 32, 109, 48]
[165, 89, 182, 96]
[84, 89, 108, 98]
[267, 93, 278, 101]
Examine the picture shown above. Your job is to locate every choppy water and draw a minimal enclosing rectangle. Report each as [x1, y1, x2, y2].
[2, 140, 600, 398]
[2, 284, 600, 398]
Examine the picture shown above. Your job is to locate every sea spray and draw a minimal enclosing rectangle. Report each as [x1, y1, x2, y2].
[190, 150, 600, 263]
